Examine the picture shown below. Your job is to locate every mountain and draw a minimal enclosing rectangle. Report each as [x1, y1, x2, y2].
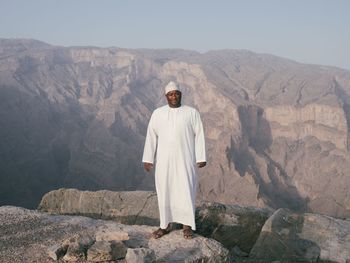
[1, 38, 350, 217]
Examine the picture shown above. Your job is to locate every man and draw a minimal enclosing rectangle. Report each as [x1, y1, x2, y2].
[142, 81, 206, 239]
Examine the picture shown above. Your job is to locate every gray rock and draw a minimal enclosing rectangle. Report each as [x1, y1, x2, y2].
[125, 248, 156, 263]
[64, 233, 96, 250]
[62, 233, 95, 262]
[148, 230, 230, 262]
[39, 189, 272, 254]
[63, 241, 86, 262]
[0, 206, 228, 263]
[38, 189, 159, 226]
[87, 241, 114, 262]
[111, 241, 128, 260]
[196, 202, 272, 253]
[122, 234, 149, 249]
[250, 208, 350, 263]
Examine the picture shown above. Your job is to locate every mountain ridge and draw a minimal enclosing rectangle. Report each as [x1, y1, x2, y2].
[1, 38, 350, 218]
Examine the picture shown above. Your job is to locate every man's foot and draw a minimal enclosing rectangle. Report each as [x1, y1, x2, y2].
[152, 228, 170, 239]
[183, 225, 193, 239]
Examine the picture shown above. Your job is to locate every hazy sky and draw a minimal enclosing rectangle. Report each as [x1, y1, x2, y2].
[1, 0, 349, 70]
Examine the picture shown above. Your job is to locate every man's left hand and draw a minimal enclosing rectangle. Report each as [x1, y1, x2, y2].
[197, 162, 206, 168]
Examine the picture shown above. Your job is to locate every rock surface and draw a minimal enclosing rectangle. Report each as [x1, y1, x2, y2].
[0, 206, 229, 263]
[2, 204, 350, 262]
[196, 202, 272, 253]
[249, 208, 350, 263]
[125, 248, 156, 263]
[87, 240, 127, 262]
[38, 188, 159, 225]
[38, 188, 271, 253]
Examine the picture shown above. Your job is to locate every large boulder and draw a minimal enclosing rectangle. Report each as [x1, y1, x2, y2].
[38, 188, 159, 225]
[196, 202, 272, 253]
[250, 208, 350, 262]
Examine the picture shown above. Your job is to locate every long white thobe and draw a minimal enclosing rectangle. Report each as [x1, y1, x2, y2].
[142, 105, 206, 230]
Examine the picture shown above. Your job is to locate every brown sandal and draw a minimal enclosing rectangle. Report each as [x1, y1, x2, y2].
[183, 226, 193, 239]
[152, 228, 170, 239]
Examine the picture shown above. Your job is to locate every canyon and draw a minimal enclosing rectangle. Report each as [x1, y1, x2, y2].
[1, 38, 350, 218]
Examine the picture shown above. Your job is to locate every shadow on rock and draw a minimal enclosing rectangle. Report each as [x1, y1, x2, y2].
[249, 208, 339, 263]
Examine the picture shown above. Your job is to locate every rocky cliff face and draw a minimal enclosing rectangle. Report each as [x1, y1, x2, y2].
[1, 39, 350, 217]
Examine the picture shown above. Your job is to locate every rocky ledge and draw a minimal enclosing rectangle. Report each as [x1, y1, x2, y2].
[2, 189, 350, 262]
[38, 188, 272, 254]
[0, 206, 229, 263]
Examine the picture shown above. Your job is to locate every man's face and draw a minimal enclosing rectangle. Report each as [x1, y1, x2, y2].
[166, 90, 182, 108]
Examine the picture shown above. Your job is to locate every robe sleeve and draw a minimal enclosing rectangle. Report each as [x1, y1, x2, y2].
[142, 112, 157, 164]
[193, 110, 206, 163]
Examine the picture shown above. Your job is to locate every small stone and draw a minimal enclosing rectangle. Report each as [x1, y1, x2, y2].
[78, 233, 96, 249]
[123, 234, 148, 248]
[87, 241, 113, 262]
[62, 234, 96, 262]
[111, 240, 128, 260]
[125, 248, 156, 263]
[63, 241, 85, 262]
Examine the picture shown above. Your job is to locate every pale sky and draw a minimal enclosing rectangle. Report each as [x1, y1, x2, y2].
[1, 0, 349, 70]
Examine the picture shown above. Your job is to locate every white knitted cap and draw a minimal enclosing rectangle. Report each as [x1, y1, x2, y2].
[165, 81, 181, 94]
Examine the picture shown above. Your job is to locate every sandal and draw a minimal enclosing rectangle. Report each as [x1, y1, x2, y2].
[152, 228, 170, 239]
[183, 226, 193, 239]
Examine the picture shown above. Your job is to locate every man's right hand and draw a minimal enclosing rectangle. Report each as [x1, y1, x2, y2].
[143, 162, 154, 172]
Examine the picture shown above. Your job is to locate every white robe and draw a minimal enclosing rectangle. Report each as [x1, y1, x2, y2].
[142, 105, 206, 230]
